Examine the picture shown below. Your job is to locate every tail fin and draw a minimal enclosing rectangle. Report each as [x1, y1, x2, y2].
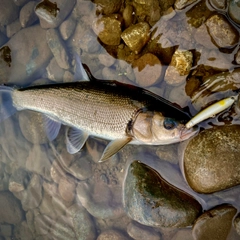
[0, 85, 17, 121]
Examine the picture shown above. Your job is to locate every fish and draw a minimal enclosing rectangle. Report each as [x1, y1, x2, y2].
[185, 96, 237, 129]
[0, 58, 198, 162]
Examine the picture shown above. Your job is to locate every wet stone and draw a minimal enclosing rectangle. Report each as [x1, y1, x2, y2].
[123, 161, 202, 228]
[13, 0, 29, 6]
[123, 4, 134, 28]
[59, 17, 76, 41]
[209, 0, 226, 10]
[235, 48, 240, 65]
[92, 15, 122, 46]
[174, 0, 197, 10]
[132, 53, 162, 87]
[9, 168, 29, 193]
[46, 57, 65, 82]
[58, 176, 76, 203]
[228, 0, 240, 25]
[94, 0, 123, 15]
[184, 125, 240, 193]
[121, 22, 150, 54]
[46, 28, 70, 69]
[0, 0, 19, 26]
[0, 32, 8, 47]
[6, 19, 22, 38]
[172, 229, 193, 240]
[165, 49, 193, 86]
[234, 213, 240, 236]
[19, 1, 38, 28]
[98, 53, 116, 67]
[97, 229, 129, 240]
[35, 0, 76, 29]
[192, 205, 237, 240]
[0, 191, 23, 224]
[127, 221, 161, 240]
[205, 14, 239, 48]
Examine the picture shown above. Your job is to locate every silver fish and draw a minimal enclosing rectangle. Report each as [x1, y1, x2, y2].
[0, 65, 198, 162]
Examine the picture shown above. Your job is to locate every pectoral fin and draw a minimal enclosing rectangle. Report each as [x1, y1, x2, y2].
[43, 115, 61, 141]
[66, 127, 89, 154]
[99, 137, 132, 162]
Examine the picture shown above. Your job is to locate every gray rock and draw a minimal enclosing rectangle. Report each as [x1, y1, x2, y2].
[0, 224, 12, 238]
[123, 161, 202, 228]
[18, 221, 34, 240]
[174, 0, 197, 10]
[172, 229, 193, 240]
[235, 47, 240, 65]
[59, 17, 76, 41]
[13, 0, 29, 6]
[58, 176, 76, 203]
[67, 203, 97, 240]
[192, 204, 237, 240]
[6, 19, 22, 38]
[34, 210, 53, 236]
[4, 25, 52, 85]
[127, 221, 161, 240]
[97, 229, 129, 240]
[0, 32, 8, 47]
[0, 0, 19, 26]
[19, 1, 38, 28]
[35, 0, 76, 29]
[9, 168, 29, 193]
[205, 14, 239, 48]
[46, 57, 65, 82]
[209, 0, 226, 10]
[234, 213, 240, 236]
[184, 125, 240, 193]
[0, 191, 24, 224]
[228, 0, 240, 25]
[46, 28, 70, 69]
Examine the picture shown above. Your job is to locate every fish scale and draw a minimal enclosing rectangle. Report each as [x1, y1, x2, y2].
[12, 81, 145, 139]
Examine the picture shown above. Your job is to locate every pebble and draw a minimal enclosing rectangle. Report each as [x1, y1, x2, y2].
[0, 0, 19, 26]
[33, 210, 53, 236]
[58, 176, 76, 203]
[46, 28, 70, 70]
[97, 229, 129, 240]
[0, 32, 8, 47]
[5, 25, 52, 85]
[19, 110, 49, 144]
[235, 48, 240, 64]
[127, 221, 161, 240]
[132, 53, 162, 87]
[19, 1, 38, 28]
[165, 49, 193, 86]
[205, 14, 239, 48]
[0, 191, 23, 224]
[50, 160, 66, 184]
[67, 203, 97, 240]
[13, 0, 28, 6]
[123, 4, 134, 28]
[172, 229, 193, 240]
[228, 0, 240, 25]
[192, 204, 237, 240]
[174, 0, 197, 10]
[35, 0, 76, 29]
[94, 0, 123, 15]
[98, 53, 116, 67]
[209, 0, 226, 10]
[18, 221, 34, 239]
[9, 168, 29, 193]
[184, 125, 240, 193]
[6, 19, 22, 38]
[92, 15, 122, 46]
[121, 22, 150, 54]
[46, 57, 65, 82]
[59, 17, 76, 41]
[123, 161, 202, 228]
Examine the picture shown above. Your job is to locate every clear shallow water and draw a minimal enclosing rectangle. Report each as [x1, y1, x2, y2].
[1, 0, 240, 239]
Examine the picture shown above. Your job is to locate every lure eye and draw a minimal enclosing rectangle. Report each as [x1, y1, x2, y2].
[163, 118, 177, 130]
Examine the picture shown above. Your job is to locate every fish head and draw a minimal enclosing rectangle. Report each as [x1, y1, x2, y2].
[131, 110, 198, 145]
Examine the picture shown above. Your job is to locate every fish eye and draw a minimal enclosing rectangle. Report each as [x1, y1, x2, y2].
[163, 118, 177, 130]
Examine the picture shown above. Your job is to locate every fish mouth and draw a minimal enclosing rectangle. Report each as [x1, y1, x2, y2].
[180, 125, 199, 140]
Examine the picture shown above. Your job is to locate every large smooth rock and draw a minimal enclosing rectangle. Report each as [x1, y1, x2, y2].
[123, 161, 202, 228]
[0, 0, 19, 26]
[3, 25, 52, 85]
[192, 205, 237, 240]
[184, 125, 240, 193]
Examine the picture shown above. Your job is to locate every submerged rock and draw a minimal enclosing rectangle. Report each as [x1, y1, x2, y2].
[174, 0, 197, 10]
[19, 1, 38, 28]
[228, 0, 240, 25]
[97, 229, 129, 240]
[184, 125, 240, 193]
[123, 161, 202, 228]
[192, 205, 237, 240]
[0, 0, 19, 26]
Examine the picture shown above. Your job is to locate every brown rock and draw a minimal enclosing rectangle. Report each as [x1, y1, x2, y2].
[97, 229, 129, 240]
[46, 57, 65, 82]
[209, 0, 226, 10]
[58, 176, 76, 203]
[59, 17, 76, 40]
[0, 0, 19, 26]
[174, 0, 197, 10]
[192, 205, 237, 240]
[19, 1, 38, 28]
[184, 125, 240, 193]
[6, 19, 22, 38]
[132, 53, 162, 87]
[121, 22, 150, 54]
[205, 14, 239, 48]
[94, 0, 122, 15]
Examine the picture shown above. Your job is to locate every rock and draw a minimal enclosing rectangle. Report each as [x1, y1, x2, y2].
[0, 32, 8, 47]
[205, 14, 239, 48]
[174, 0, 197, 10]
[50, 160, 66, 184]
[0, 191, 23, 224]
[234, 213, 240, 236]
[127, 221, 161, 240]
[34, 210, 53, 236]
[132, 53, 162, 87]
[19, 110, 49, 144]
[123, 4, 134, 28]
[165, 49, 193, 86]
[0, 224, 13, 238]
[13, 0, 28, 6]
[98, 53, 116, 67]
[192, 205, 237, 240]
[19, 1, 38, 28]
[209, 0, 226, 10]
[93, 15, 122, 46]
[235, 48, 240, 65]
[121, 22, 150, 54]
[59, 17, 76, 40]
[123, 161, 202, 228]
[58, 176, 76, 203]
[228, 0, 240, 25]
[172, 229, 193, 240]
[97, 229, 129, 240]
[35, 0, 76, 29]
[46, 57, 65, 82]
[67, 203, 97, 240]
[4, 25, 52, 85]
[0, 0, 19, 26]
[156, 144, 178, 164]
[46, 28, 70, 69]
[6, 19, 22, 38]
[94, 0, 123, 15]
[18, 221, 34, 240]
[9, 168, 29, 193]
[184, 125, 240, 193]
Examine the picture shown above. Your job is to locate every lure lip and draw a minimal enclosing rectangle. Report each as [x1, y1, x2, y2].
[180, 125, 199, 140]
